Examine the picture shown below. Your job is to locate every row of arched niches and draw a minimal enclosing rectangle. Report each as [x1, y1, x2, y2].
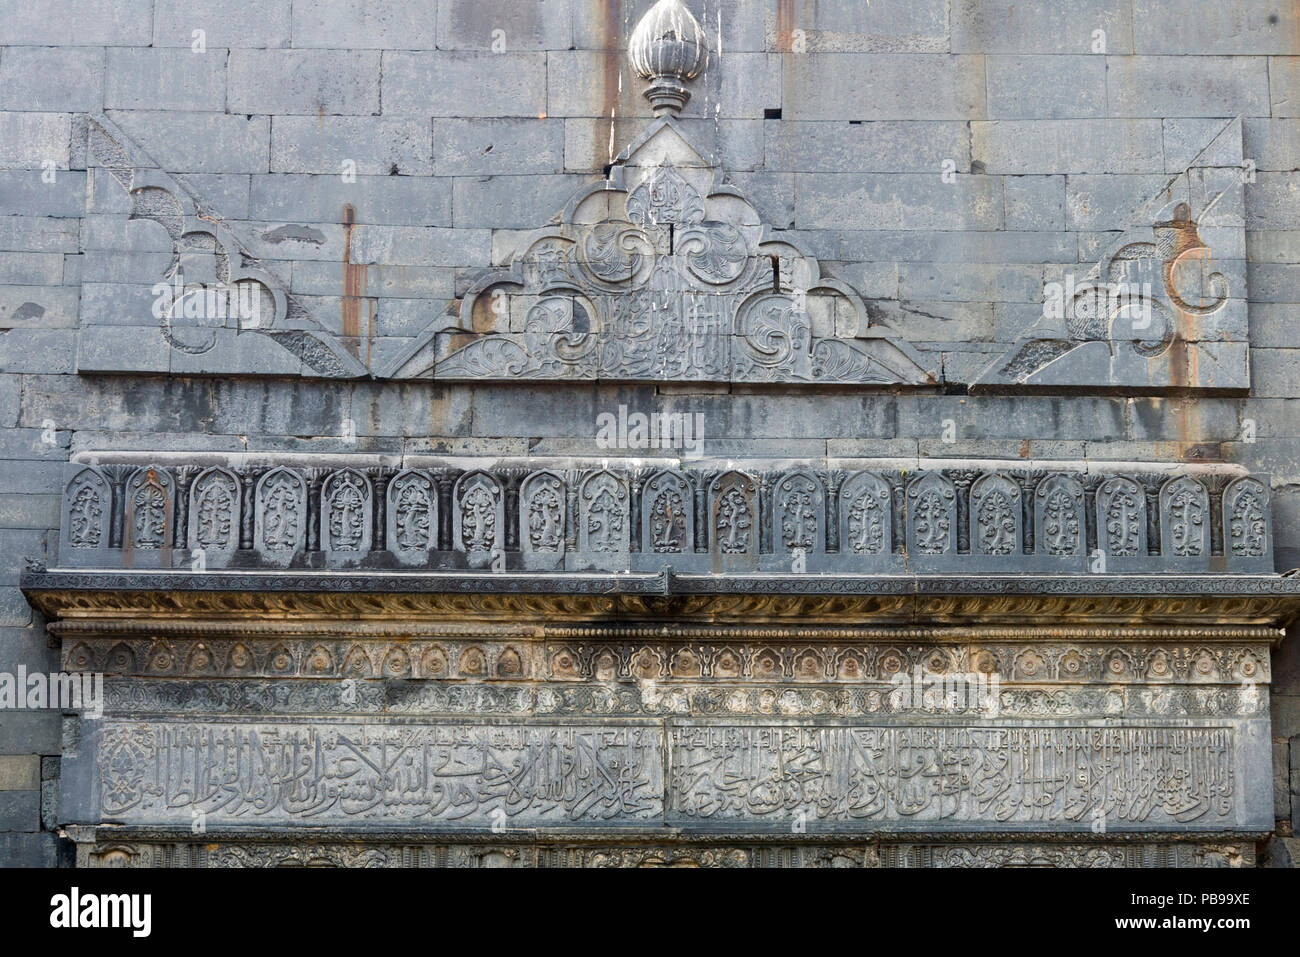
[58, 462, 1274, 574]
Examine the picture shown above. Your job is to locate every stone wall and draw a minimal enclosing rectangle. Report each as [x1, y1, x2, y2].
[2, 0, 1300, 864]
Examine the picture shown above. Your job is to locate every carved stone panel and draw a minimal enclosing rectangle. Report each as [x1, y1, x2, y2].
[641, 469, 694, 558]
[387, 469, 438, 564]
[709, 471, 758, 570]
[577, 471, 630, 569]
[906, 473, 957, 569]
[188, 467, 241, 557]
[838, 472, 894, 561]
[1034, 474, 1086, 564]
[453, 471, 504, 567]
[1097, 477, 1148, 569]
[1159, 476, 1210, 570]
[969, 472, 1022, 565]
[1223, 477, 1272, 573]
[254, 467, 307, 565]
[520, 470, 567, 569]
[60, 466, 113, 566]
[768, 471, 826, 569]
[321, 469, 373, 560]
[123, 466, 174, 567]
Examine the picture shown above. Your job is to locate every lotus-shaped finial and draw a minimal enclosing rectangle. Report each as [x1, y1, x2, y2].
[628, 0, 709, 117]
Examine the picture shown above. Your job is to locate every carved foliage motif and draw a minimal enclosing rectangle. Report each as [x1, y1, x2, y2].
[1098, 478, 1147, 558]
[1160, 477, 1208, 559]
[580, 471, 630, 555]
[642, 470, 692, 554]
[710, 472, 757, 556]
[189, 467, 240, 553]
[772, 471, 824, 554]
[907, 474, 956, 556]
[840, 472, 893, 557]
[1224, 477, 1269, 559]
[454, 472, 503, 556]
[1035, 475, 1085, 558]
[124, 467, 173, 551]
[521, 471, 566, 554]
[65, 468, 111, 551]
[970, 473, 1021, 557]
[254, 468, 306, 556]
[322, 470, 372, 553]
[387, 470, 437, 555]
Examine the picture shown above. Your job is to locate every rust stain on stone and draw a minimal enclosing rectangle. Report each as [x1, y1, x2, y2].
[341, 203, 365, 360]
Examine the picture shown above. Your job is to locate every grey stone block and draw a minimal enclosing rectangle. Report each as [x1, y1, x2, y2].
[1246, 174, 1300, 230]
[766, 0, 949, 52]
[0, 218, 81, 255]
[1003, 176, 1067, 231]
[0, 171, 86, 218]
[1135, 1, 1300, 55]
[1244, 119, 1300, 172]
[1251, 349, 1300, 398]
[0, 287, 79, 329]
[451, 174, 589, 229]
[765, 121, 970, 174]
[1065, 174, 1181, 231]
[0, 377, 18, 429]
[0, 495, 59, 532]
[898, 263, 1044, 304]
[103, 48, 228, 112]
[796, 173, 1003, 231]
[1107, 55, 1270, 118]
[0, 792, 40, 832]
[837, 230, 1077, 264]
[106, 111, 270, 174]
[292, 0, 438, 49]
[783, 54, 985, 121]
[250, 174, 451, 227]
[439, 0, 573, 50]
[0, 329, 75, 375]
[153, 0, 291, 49]
[0, 712, 61, 755]
[0, 832, 60, 868]
[433, 118, 564, 176]
[0, 113, 71, 170]
[383, 51, 548, 117]
[987, 55, 1107, 119]
[0, 47, 105, 112]
[1271, 57, 1300, 117]
[0, 756, 39, 791]
[291, 262, 456, 300]
[1167, 118, 1248, 171]
[1250, 303, 1300, 348]
[271, 115, 432, 176]
[953, 0, 1133, 53]
[229, 50, 380, 115]
[1248, 263, 1300, 303]
[974, 120, 1164, 174]
[0, 0, 152, 45]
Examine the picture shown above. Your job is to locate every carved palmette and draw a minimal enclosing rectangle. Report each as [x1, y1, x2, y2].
[709, 471, 757, 556]
[188, 467, 241, 553]
[63, 467, 112, 552]
[520, 471, 567, 555]
[1223, 477, 1269, 560]
[969, 472, 1021, 557]
[123, 466, 174, 551]
[1159, 476, 1208, 560]
[1098, 477, 1147, 558]
[321, 469, 372, 554]
[906, 473, 956, 557]
[387, 469, 438, 555]
[254, 467, 307, 557]
[1035, 474, 1085, 558]
[454, 471, 504, 557]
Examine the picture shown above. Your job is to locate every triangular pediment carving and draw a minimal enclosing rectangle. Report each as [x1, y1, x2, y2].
[384, 119, 937, 386]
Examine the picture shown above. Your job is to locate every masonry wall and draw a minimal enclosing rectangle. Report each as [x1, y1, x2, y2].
[1, 0, 1299, 865]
